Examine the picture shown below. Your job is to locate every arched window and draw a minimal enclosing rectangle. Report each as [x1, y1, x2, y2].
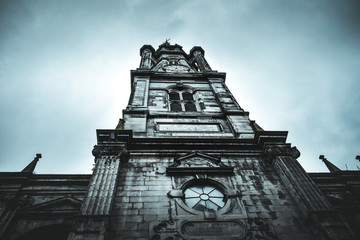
[168, 88, 197, 112]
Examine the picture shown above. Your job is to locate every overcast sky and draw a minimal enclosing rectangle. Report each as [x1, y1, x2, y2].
[1, 0, 359, 174]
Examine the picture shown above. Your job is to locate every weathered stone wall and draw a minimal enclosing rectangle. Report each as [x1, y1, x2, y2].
[227, 154, 313, 240]
[124, 78, 255, 139]
[110, 151, 313, 240]
[111, 153, 173, 239]
[0, 174, 90, 240]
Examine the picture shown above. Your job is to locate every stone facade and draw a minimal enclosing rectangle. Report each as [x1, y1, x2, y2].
[0, 42, 359, 240]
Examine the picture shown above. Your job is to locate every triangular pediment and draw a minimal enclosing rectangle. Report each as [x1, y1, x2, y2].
[22, 196, 82, 213]
[172, 152, 225, 168]
[167, 152, 233, 175]
[325, 193, 357, 205]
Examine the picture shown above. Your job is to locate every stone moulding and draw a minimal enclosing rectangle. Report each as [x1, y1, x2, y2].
[166, 167, 234, 175]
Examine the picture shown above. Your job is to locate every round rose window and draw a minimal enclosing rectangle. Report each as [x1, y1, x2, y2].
[184, 184, 225, 211]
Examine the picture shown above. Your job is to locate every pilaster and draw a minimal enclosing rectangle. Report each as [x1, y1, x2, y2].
[264, 144, 355, 240]
[68, 145, 127, 240]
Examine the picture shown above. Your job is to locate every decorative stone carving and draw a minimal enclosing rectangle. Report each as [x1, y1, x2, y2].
[92, 145, 127, 160]
[167, 152, 233, 175]
[168, 177, 244, 219]
[67, 217, 110, 240]
[264, 145, 300, 163]
[149, 219, 178, 240]
[75, 217, 109, 233]
[170, 152, 224, 168]
[245, 218, 278, 240]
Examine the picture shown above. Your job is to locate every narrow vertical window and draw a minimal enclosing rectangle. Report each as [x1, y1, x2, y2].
[170, 102, 182, 112]
[182, 92, 193, 100]
[169, 92, 180, 100]
[185, 103, 196, 112]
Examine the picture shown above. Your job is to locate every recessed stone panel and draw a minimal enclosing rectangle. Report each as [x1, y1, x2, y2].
[158, 123, 220, 132]
[180, 220, 247, 239]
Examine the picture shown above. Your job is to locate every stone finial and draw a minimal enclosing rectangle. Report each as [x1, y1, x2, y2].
[319, 155, 341, 173]
[21, 153, 42, 173]
[115, 119, 125, 130]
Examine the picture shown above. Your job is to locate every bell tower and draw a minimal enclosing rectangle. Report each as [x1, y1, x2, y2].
[71, 42, 355, 240]
[121, 41, 258, 139]
[0, 42, 358, 240]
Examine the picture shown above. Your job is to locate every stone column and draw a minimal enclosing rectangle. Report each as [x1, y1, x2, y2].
[192, 50, 212, 71]
[264, 144, 355, 240]
[68, 145, 127, 240]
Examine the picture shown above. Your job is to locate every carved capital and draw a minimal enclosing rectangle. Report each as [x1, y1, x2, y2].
[92, 145, 127, 160]
[264, 145, 300, 163]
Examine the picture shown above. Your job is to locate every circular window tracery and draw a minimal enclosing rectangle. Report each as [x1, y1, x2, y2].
[184, 184, 226, 211]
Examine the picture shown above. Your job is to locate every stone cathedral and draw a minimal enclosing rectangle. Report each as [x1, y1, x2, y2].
[0, 42, 359, 240]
